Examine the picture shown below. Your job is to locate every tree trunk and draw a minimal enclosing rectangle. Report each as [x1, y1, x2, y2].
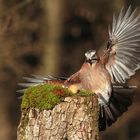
[42, 0, 64, 75]
[17, 96, 99, 140]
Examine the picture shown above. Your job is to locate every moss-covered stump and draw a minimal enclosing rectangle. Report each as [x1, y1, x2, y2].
[17, 84, 99, 140]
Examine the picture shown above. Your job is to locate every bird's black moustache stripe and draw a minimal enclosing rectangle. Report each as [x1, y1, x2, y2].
[85, 59, 97, 65]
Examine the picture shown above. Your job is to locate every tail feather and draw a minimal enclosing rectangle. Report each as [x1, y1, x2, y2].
[99, 85, 135, 131]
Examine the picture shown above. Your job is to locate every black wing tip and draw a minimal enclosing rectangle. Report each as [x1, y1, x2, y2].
[99, 105, 107, 131]
[99, 85, 135, 131]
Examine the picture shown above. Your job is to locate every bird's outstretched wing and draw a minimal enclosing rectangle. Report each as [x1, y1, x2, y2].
[101, 6, 140, 83]
[64, 72, 81, 85]
[16, 75, 67, 98]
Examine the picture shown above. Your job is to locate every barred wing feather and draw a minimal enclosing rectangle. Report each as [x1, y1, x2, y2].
[105, 6, 140, 83]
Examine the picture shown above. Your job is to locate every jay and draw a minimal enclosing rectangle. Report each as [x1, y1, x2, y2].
[18, 6, 140, 131]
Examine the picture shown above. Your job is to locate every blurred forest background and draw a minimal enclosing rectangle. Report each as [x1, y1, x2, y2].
[0, 0, 140, 140]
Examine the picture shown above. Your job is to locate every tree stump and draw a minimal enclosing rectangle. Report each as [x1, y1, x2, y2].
[17, 85, 99, 140]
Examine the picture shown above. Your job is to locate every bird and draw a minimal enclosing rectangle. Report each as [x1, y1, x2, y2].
[18, 6, 140, 131]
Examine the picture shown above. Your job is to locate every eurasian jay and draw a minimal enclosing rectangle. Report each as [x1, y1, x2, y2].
[18, 6, 140, 131]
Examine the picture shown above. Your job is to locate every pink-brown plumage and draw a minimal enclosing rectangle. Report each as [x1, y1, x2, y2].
[65, 61, 112, 105]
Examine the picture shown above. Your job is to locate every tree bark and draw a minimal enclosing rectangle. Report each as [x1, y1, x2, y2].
[17, 96, 99, 140]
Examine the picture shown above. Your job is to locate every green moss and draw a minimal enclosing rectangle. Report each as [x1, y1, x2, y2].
[21, 84, 72, 111]
[77, 90, 95, 96]
[21, 83, 96, 111]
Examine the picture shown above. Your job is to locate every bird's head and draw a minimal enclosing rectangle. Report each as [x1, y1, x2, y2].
[85, 50, 98, 64]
